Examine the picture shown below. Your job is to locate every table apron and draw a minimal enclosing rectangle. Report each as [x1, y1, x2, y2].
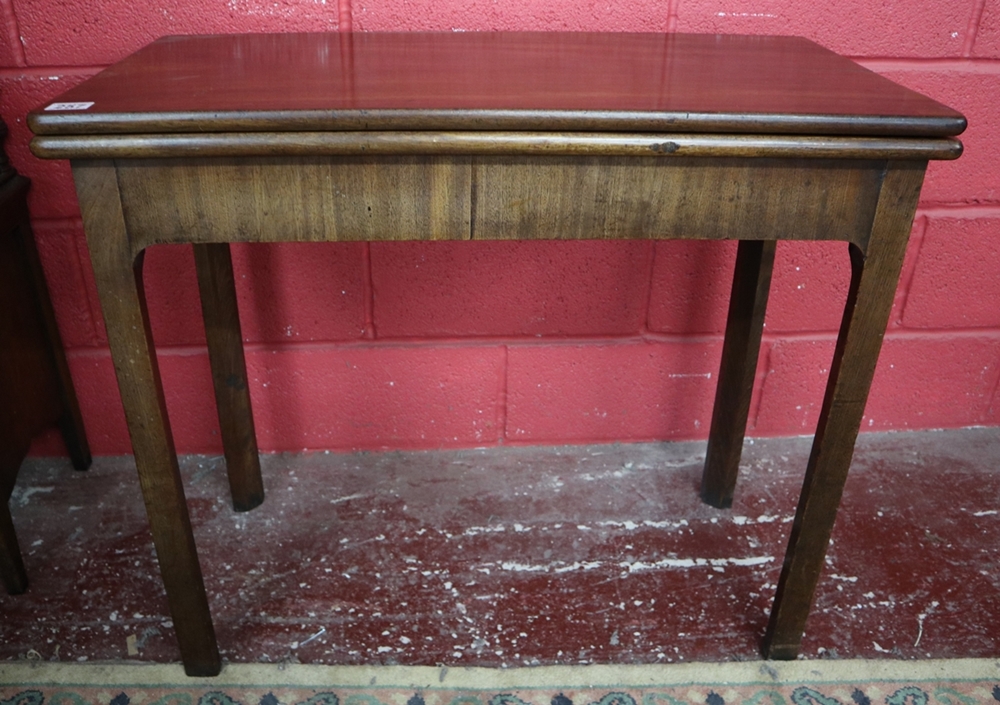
[99, 155, 889, 254]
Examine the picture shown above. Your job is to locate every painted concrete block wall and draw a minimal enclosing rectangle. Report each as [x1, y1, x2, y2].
[1, 0, 998, 456]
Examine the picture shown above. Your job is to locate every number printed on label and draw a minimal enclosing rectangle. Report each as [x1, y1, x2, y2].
[44, 102, 95, 111]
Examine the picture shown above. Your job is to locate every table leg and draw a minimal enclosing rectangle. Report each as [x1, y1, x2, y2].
[16, 221, 92, 472]
[701, 239, 775, 508]
[74, 161, 221, 676]
[193, 243, 264, 512]
[0, 493, 28, 594]
[761, 162, 926, 660]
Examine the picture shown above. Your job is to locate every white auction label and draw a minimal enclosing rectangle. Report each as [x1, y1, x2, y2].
[44, 102, 95, 111]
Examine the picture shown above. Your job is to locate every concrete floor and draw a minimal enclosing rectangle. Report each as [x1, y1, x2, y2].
[2, 428, 998, 667]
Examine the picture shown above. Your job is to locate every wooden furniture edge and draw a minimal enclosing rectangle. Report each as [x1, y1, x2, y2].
[28, 110, 968, 138]
[31, 132, 964, 161]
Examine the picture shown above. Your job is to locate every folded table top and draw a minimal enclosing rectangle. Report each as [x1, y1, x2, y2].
[29, 32, 965, 138]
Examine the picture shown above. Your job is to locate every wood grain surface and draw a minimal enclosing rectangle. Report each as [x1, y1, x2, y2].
[109, 156, 885, 251]
[193, 243, 264, 513]
[29, 32, 965, 137]
[762, 161, 927, 659]
[701, 239, 776, 509]
[31, 132, 964, 161]
[73, 160, 221, 677]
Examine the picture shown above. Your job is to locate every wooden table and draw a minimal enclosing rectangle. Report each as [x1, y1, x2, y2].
[29, 32, 964, 676]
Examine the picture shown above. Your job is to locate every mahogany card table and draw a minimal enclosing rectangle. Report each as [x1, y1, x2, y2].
[29, 32, 964, 676]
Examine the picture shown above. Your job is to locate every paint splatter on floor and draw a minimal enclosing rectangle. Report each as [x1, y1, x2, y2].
[2, 429, 998, 666]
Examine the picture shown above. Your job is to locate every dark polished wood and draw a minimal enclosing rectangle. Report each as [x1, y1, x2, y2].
[762, 162, 927, 657]
[72, 161, 220, 677]
[701, 240, 776, 509]
[0, 118, 90, 595]
[31, 132, 963, 161]
[29, 33, 964, 137]
[105, 156, 895, 248]
[193, 243, 264, 512]
[28, 32, 964, 675]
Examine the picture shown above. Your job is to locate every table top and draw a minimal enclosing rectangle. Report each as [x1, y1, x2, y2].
[30, 32, 965, 138]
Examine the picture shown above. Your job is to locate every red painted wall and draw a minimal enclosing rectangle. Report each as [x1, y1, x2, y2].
[1, 0, 998, 456]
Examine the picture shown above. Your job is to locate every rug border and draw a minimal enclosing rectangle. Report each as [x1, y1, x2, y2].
[2, 659, 999, 690]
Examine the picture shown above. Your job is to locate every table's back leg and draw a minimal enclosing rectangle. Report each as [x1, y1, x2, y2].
[701, 239, 776, 508]
[74, 161, 221, 677]
[193, 243, 264, 512]
[762, 161, 926, 660]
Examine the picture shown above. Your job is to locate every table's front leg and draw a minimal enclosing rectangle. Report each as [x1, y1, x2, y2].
[762, 162, 926, 659]
[73, 161, 221, 677]
[701, 239, 775, 508]
[193, 243, 263, 512]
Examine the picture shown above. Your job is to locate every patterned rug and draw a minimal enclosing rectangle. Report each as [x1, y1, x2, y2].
[1, 660, 998, 705]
